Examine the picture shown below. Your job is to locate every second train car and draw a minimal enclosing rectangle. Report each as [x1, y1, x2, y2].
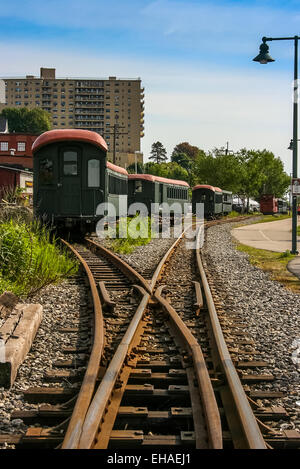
[128, 174, 190, 216]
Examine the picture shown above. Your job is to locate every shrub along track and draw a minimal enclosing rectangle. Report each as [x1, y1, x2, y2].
[1, 216, 299, 449]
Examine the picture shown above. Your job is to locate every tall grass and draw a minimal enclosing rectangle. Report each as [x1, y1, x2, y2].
[0, 219, 78, 298]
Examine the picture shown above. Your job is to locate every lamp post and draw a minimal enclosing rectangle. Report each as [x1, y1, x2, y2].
[288, 138, 300, 150]
[253, 36, 299, 254]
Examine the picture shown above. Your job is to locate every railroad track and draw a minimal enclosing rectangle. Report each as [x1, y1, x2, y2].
[1, 216, 299, 449]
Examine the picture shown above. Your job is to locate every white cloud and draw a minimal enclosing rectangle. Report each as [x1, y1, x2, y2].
[0, 40, 295, 174]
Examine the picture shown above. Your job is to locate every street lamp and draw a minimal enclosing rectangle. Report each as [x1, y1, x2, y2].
[288, 138, 300, 150]
[253, 35, 299, 254]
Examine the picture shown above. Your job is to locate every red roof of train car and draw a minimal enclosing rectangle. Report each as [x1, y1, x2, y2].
[32, 130, 128, 176]
[192, 184, 222, 192]
[32, 129, 108, 153]
[106, 161, 128, 176]
[128, 173, 189, 187]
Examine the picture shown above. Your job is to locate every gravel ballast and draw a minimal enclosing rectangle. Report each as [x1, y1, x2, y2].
[202, 220, 300, 433]
[0, 276, 88, 447]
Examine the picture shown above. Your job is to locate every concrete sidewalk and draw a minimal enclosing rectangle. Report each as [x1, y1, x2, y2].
[231, 217, 300, 279]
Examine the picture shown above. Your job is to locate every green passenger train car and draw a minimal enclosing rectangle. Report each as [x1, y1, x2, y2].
[222, 190, 233, 214]
[128, 174, 190, 216]
[192, 185, 225, 218]
[32, 129, 128, 233]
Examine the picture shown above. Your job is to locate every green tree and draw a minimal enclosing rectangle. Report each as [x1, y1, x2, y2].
[144, 161, 189, 182]
[172, 142, 200, 160]
[126, 162, 144, 174]
[237, 149, 290, 206]
[171, 152, 192, 171]
[191, 146, 290, 211]
[0, 107, 52, 134]
[149, 141, 168, 164]
[171, 143, 206, 186]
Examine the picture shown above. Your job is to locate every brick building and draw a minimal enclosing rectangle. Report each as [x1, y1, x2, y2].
[0, 134, 37, 169]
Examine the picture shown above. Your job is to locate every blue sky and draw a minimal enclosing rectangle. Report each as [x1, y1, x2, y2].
[1, 0, 300, 173]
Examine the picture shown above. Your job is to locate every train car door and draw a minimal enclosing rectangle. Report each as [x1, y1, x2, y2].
[85, 157, 104, 215]
[59, 147, 82, 215]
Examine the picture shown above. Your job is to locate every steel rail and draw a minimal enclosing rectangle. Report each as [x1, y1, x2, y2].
[61, 238, 154, 449]
[195, 225, 267, 449]
[73, 229, 191, 448]
[60, 239, 105, 449]
[78, 291, 150, 449]
[154, 289, 223, 449]
[85, 238, 152, 294]
[63, 217, 260, 449]
[77, 223, 223, 449]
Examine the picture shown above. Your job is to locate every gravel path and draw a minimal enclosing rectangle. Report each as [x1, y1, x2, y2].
[0, 276, 88, 446]
[202, 220, 300, 433]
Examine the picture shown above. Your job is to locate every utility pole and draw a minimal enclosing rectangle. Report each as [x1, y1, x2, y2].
[107, 114, 128, 165]
[225, 141, 233, 155]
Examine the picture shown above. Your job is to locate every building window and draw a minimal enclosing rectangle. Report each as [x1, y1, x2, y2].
[0, 142, 8, 151]
[17, 142, 26, 152]
[88, 159, 100, 187]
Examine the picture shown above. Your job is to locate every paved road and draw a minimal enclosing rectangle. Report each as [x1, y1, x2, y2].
[231, 217, 300, 279]
[231, 217, 300, 253]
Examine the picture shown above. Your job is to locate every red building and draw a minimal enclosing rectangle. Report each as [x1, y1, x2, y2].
[0, 134, 37, 169]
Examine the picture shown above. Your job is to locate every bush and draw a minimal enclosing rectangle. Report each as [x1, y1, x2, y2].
[109, 216, 152, 254]
[0, 219, 78, 297]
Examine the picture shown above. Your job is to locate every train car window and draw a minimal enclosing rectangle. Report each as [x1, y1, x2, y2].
[109, 174, 127, 194]
[223, 194, 228, 201]
[63, 151, 78, 176]
[88, 159, 100, 187]
[135, 181, 142, 192]
[40, 158, 54, 185]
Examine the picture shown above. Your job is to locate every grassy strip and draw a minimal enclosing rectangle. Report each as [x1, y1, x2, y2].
[246, 213, 291, 224]
[235, 241, 300, 293]
[106, 216, 152, 254]
[0, 219, 78, 298]
[223, 210, 255, 219]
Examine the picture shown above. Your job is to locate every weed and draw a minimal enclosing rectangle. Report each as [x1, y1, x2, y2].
[0, 219, 78, 298]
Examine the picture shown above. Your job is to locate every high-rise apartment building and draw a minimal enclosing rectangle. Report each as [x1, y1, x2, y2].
[0, 68, 145, 167]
